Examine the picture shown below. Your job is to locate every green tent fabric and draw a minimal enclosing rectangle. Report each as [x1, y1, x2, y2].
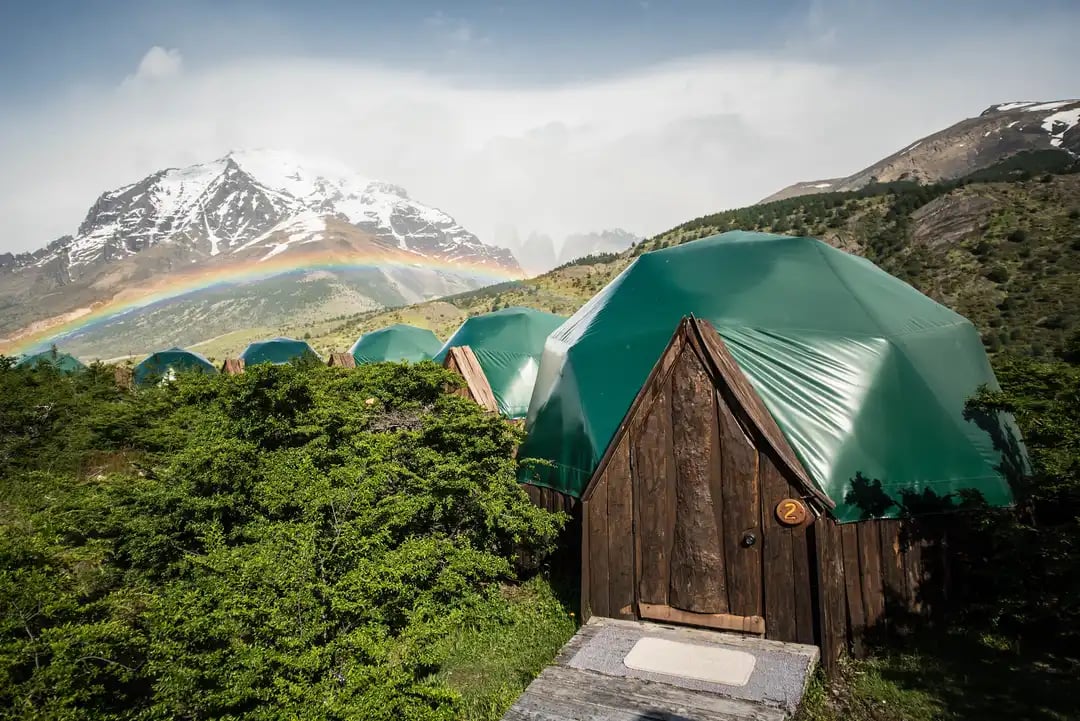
[434, 307, 566, 419]
[349, 324, 442, 364]
[16, 348, 86, 373]
[134, 348, 217, 386]
[519, 231, 1025, 522]
[241, 337, 320, 366]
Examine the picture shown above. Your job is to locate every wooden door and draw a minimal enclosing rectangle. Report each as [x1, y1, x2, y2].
[632, 346, 766, 635]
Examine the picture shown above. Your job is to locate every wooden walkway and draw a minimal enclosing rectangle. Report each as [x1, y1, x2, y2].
[502, 617, 818, 721]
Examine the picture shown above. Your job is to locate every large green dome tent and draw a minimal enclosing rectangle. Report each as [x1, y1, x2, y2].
[15, 348, 86, 373]
[133, 348, 217, 386]
[519, 231, 1025, 522]
[240, 337, 320, 366]
[349, 324, 442, 364]
[434, 307, 566, 419]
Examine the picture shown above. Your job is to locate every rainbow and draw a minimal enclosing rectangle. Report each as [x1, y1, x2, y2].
[1, 247, 523, 356]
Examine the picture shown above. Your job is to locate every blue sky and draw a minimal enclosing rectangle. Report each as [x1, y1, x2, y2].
[1, 0, 1077, 252]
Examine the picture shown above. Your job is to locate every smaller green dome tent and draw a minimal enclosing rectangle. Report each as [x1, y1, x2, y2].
[134, 348, 217, 386]
[434, 307, 566, 418]
[349, 324, 442, 364]
[16, 348, 86, 373]
[240, 337, 320, 366]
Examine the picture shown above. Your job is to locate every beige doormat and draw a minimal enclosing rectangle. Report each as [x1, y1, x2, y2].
[623, 636, 757, 687]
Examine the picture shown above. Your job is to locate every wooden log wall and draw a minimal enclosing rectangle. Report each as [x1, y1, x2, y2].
[815, 516, 938, 672]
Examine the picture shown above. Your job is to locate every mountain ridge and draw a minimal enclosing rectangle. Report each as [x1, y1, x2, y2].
[762, 99, 1080, 203]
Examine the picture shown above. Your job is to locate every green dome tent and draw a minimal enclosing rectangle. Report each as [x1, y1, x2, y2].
[240, 337, 320, 366]
[15, 348, 86, 373]
[349, 324, 442, 364]
[435, 307, 566, 419]
[519, 231, 1024, 522]
[133, 348, 217, 386]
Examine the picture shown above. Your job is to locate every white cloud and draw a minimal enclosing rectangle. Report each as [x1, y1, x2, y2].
[0, 19, 1076, 255]
[125, 46, 184, 85]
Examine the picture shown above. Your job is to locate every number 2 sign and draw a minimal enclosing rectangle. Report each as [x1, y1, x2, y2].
[775, 498, 808, 527]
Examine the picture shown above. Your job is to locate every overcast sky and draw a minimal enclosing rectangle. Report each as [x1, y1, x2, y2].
[1, 0, 1077, 253]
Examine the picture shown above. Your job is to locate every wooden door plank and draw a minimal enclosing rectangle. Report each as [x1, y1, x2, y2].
[878, 519, 905, 617]
[718, 396, 762, 618]
[669, 349, 727, 613]
[840, 523, 866, 656]
[790, 518, 816, 646]
[760, 457, 796, 642]
[632, 385, 675, 606]
[588, 479, 610, 618]
[606, 440, 635, 619]
[858, 522, 886, 630]
[581, 498, 592, 620]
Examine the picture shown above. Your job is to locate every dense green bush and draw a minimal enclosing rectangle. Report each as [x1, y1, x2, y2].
[958, 356, 1080, 645]
[0, 360, 562, 720]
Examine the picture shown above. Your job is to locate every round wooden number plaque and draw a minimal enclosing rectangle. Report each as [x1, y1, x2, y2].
[775, 498, 808, 526]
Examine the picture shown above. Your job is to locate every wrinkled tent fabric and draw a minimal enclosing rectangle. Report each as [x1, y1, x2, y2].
[519, 231, 1025, 522]
[434, 307, 566, 419]
[241, 337, 320, 366]
[134, 348, 217, 386]
[349, 324, 442, 364]
[16, 349, 86, 373]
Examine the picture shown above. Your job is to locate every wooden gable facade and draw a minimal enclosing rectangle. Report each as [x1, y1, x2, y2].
[441, 346, 500, 414]
[326, 352, 357, 368]
[566, 317, 942, 672]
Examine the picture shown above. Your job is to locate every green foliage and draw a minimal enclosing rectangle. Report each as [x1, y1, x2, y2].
[959, 356, 1080, 642]
[0, 360, 565, 720]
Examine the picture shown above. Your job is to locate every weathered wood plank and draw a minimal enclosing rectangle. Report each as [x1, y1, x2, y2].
[814, 519, 848, 674]
[691, 318, 830, 510]
[878, 519, 905, 617]
[840, 523, 866, 656]
[606, 440, 635, 620]
[326, 351, 356, 368]
[588, 480, 610, 618]
[669, 349, 726, 613]
[524, 484, 542, 508]
[506, 665, 785, 721]
[442, 346, 499, 413]
[633, 384, 675, 607]
[220, 358, 245, 375]
[718, 394, 762, 619]
[581, 498, 592, 620]
[760, 458, 796, 642]
[790, 518, 816, 646]
[638, 603, 765, 635]
[903, 528, 926, 615]
[858, 522, 886, 630]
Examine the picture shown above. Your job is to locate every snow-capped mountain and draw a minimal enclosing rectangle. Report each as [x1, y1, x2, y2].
[763, 99, 1080, 202]
[15, 149, 517, 274]
[0, 150, 521, 357]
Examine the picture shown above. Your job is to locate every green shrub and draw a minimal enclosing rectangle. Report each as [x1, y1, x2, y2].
[1007, 229, 1028, 243]
[0, 361, 564, 720]
[986, 265, 1011, 283]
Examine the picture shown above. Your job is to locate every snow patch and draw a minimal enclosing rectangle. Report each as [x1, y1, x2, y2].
[1007, 121, 1020, 128]
[1041, 108, 1080, 148]
[995, 101, 1036, 111]
[1024, 101, 1076, 113]
[812, 182, 832, 188]
[900, 141, 922, 155]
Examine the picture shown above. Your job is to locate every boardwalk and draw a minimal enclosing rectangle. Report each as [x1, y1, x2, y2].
[502, 617, 818, 721]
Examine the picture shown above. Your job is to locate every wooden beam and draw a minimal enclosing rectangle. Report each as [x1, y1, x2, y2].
[639, 603, 765, 635]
